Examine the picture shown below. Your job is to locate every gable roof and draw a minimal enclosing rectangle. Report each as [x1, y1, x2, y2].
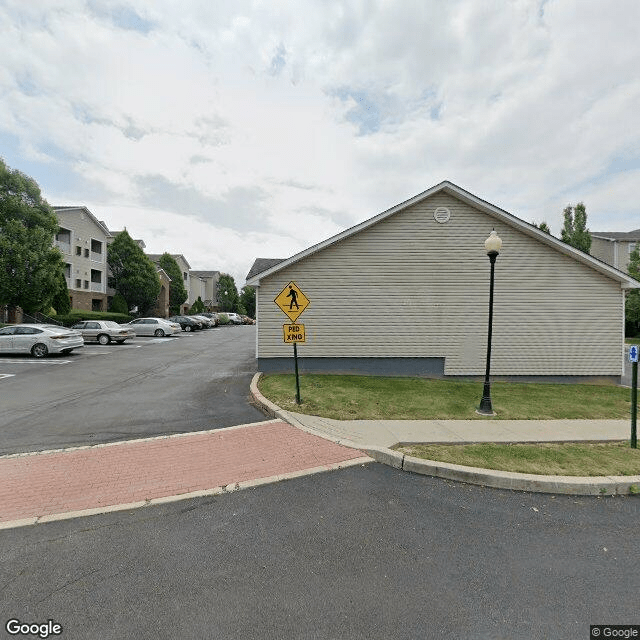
[246, 258, 285, 281]
[147, 253, 192, 270]
[592, 229, 640, 242]
[53, 205, 112, 237]
[246, 180, 640, 290]
[190, 270, 220, 279]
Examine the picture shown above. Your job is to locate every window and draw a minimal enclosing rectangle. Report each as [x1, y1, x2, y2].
[56, 228, 71, 242]
[15, 327, 41, 335]
[76, 246, 82, 256]
[84, 248, 89, 258]
[64, 263, 71, 278]
[84, 280, 89, 289]
[91, 239, 102, 254]
[90, 269, 102, 283]
[183, 272, 188, 281]
[75, 279, 82, 288]
[0, 327, 16, 335]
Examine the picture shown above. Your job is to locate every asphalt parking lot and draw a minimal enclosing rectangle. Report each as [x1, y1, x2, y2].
[0, 325, 265, 455]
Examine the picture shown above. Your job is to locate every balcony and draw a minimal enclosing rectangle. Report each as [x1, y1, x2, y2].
[90, 282, 104, 293]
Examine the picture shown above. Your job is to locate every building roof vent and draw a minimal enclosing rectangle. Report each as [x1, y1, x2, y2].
[434, 207, 451, 223]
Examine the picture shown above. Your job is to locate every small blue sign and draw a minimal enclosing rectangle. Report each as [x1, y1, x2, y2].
[630, 345, 639, 363]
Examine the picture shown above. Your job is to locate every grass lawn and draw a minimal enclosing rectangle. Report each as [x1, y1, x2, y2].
[396, 441, 640, 477]
[258, 374, 631, 421]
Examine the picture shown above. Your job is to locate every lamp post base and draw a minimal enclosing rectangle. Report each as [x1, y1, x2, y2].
[475, 407, 496, 416]
[476, 383, 495, 416]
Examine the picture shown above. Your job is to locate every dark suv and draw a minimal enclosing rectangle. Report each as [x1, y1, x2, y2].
[168, 315, 202, 332]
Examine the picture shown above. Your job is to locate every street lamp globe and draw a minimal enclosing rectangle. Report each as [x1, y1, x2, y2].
[485, 229, 502, 255]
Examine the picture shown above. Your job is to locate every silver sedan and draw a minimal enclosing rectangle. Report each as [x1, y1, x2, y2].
[71, 320, 136, 345]
[120, 317, 181, 337]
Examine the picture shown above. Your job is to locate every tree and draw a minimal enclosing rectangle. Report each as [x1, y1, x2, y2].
[109, 293, 128, 314]
[0, 158, 66, 313]
[626, 244, 640, 336]
[560, 202, 591, 253]
[240, 285, 256, 318]
[51, 270, 71, 315]
[157, 253, 188, 315]
[189, 296, 204, 314]
[533, 221, 551, 234]
[217, 274, 239, 312]
[107, 230, 160, 315]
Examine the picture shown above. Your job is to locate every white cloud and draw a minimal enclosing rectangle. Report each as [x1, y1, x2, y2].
[1, 0, 639, 286]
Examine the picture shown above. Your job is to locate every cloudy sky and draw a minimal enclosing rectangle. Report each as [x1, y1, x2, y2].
[1, 0, 639, 285]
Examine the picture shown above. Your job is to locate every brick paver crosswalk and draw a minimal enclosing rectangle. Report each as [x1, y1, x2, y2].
[0, 420, 369, 528]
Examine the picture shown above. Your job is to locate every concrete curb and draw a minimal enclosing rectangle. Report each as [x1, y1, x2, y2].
[250, 373, 640, 496]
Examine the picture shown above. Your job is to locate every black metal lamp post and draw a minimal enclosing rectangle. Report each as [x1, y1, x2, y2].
[477, 229, 502, 416]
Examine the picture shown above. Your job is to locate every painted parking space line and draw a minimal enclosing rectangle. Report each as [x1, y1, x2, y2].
[0, 373, 15, 379]
[0, 359, 72, 365]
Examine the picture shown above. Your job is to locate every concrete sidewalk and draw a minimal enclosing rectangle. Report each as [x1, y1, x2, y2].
[280, 413, 630, 448]
[250, 373, 640, 496]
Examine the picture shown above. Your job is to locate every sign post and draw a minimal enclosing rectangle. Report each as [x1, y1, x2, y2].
[275, 282, 310, 405]
[630, 345, 638, 449]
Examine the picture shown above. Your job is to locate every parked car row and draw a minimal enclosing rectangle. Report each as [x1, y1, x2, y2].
[168, 315, 216, 331]
[0, 312, 255, 357]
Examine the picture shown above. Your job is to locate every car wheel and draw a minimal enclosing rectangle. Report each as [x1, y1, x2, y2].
[184, 325, 192, 332]
[98, 334, 111, 345]
[31, 343, 49, 358]
[154, 329, 165, 337]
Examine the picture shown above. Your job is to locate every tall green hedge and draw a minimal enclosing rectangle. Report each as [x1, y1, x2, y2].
[55, 310, 133, 327]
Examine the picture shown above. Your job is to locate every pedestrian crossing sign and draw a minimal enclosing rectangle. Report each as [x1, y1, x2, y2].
[274, 281, 310, 322]
[283, 323, 305, 343]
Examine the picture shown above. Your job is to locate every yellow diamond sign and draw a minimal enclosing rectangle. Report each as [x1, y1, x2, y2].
[274, 281, 310, 322]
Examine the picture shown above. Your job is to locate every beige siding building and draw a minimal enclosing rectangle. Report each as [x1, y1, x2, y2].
[189, 271, 220, 310]
[53, 206, 111, 312]
[246, 182, 640, 382]
[591, 230, 640, 273]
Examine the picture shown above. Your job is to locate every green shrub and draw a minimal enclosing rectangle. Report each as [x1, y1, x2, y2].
[109, 293, 129, 314]
[218, 313, 230, 325]
[55, 310, 133, 327]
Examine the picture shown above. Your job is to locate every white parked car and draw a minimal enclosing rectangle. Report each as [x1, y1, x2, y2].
[225, 313, 243, 325]
[120, 317, 181, 337]
[0, 324, 84, 358]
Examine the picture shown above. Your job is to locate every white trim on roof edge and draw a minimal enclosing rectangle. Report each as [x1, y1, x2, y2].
[246, 181, 640, 290]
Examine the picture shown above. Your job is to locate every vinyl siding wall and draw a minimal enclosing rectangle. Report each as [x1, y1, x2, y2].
[591, 237, 615, 269]
[256, 193, 623, 376]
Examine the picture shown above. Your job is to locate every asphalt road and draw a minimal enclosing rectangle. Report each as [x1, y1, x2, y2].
[0, 326, 265, 455]
[2, 463, 638, 640]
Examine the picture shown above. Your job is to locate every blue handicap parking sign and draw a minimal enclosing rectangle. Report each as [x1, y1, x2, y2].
[630, 345, 639, 363]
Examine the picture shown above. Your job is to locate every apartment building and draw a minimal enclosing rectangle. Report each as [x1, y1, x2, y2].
[53, 206, 111, 312]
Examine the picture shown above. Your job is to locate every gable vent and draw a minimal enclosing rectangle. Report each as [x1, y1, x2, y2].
[433, 207, 451, 223]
